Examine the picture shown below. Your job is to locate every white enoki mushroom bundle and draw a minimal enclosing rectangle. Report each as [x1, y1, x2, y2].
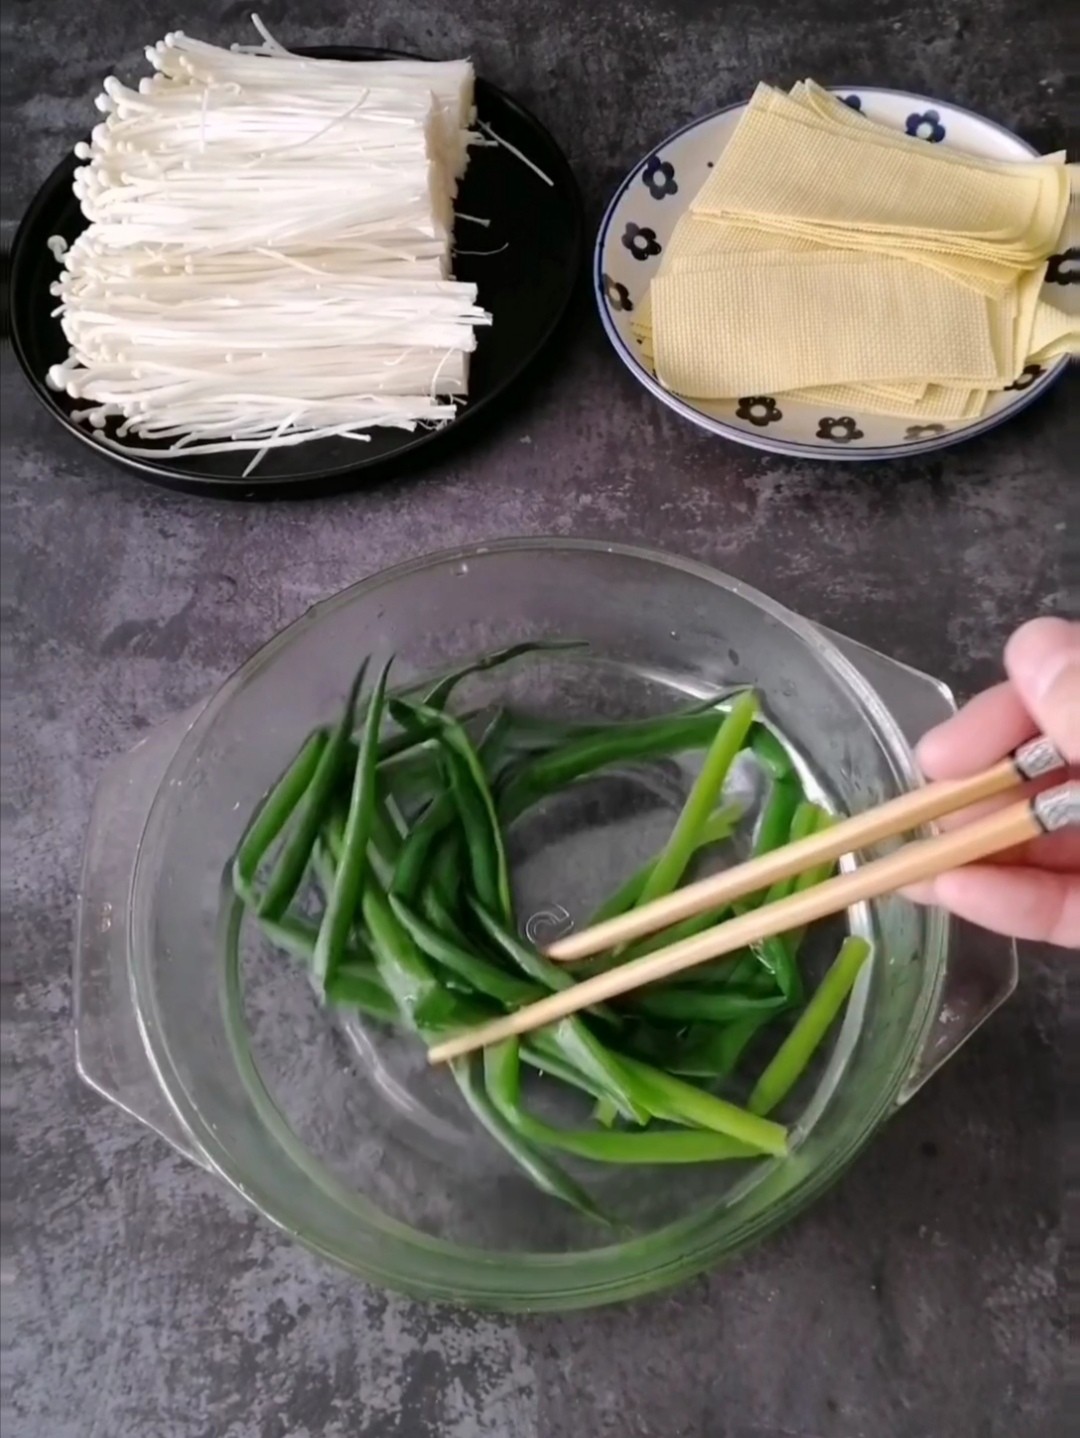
[47, 17, 491, 468]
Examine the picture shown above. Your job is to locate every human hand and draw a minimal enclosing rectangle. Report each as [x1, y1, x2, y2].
[910, 616, 1078, 947]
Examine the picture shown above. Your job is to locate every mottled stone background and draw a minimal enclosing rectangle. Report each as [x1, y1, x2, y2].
[0, 2, 1070, 1435]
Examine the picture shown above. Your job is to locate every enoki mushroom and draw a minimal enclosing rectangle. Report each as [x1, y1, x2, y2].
[47, 18, 491, 464]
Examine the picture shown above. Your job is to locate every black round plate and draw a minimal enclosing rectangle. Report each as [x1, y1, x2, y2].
[8, 47, 583, 498]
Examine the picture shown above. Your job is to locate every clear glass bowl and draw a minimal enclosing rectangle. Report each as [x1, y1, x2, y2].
[75, 540, 1016, 1309]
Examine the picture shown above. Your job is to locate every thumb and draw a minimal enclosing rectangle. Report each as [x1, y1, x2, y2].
[1004, 616, 1080, 763]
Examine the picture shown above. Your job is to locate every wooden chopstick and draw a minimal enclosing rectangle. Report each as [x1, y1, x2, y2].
[427, 778, 1076, 1065]
[545, 735, 1064, 963]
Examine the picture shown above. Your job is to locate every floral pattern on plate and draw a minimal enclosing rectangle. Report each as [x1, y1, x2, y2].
[1004, 364, 1043, 391]
[816, 416, 864, 443]
[736, 396, 783, 427]
[642, 155, 678, 199]
[1046, 248, 1077, 286]
[621, 222, 662, 260]
[905, 108, 946, 142]
[602, 274, 634, 312]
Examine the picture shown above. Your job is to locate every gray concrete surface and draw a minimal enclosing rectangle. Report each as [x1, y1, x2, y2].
[0, 2, 1071, 1435]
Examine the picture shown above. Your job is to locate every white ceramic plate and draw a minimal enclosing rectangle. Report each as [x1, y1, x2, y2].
[594, 87, 1070, 460]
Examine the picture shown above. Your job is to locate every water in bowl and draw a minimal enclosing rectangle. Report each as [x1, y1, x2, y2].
[231, 650, 870, 1250]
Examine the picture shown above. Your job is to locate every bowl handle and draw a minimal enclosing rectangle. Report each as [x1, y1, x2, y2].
[74, 702, 213, 1168]
[896, 921, 1018, 1103]
[819, 626, 1020, 1105]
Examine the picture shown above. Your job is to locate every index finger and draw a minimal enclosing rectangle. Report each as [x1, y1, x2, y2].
[916, 680, 1036, 781]
[1005, 617, 1080, 764]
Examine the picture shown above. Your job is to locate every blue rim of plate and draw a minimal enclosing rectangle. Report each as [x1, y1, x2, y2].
[594, 86, 1068, 462]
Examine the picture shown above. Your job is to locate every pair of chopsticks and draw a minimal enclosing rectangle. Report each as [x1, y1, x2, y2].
[427, 736, 1073, 1064]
